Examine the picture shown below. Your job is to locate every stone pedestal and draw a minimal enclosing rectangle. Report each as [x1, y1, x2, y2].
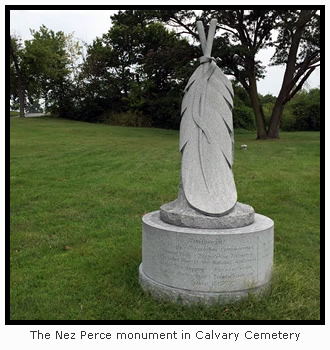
[139, 211, 274, 305]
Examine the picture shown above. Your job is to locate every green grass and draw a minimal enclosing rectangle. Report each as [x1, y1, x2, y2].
[10, 111, 20, 117]
[10, 117, 320, 320]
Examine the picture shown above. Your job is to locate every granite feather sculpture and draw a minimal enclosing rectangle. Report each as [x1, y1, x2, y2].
[179, 19, 237, 216]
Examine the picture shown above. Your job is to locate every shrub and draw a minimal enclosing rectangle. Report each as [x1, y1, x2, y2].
[260, 93, 276, 104]
[101, 110, 152, 128]
[232, 105, 256, 130]
[289, 89, 320, 131]
[307, 103, 320, 131]
[280, 106, 296, 131]
[147, 96, 182, 129]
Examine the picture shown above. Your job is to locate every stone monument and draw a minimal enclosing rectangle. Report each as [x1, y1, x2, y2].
[139, 19, 274, 304]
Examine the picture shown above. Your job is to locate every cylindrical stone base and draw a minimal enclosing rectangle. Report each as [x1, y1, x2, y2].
[139, 211, 274, 305]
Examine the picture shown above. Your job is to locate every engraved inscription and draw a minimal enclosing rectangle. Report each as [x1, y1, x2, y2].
[157, 236, 258, 290]
[260, 239, 273, 259]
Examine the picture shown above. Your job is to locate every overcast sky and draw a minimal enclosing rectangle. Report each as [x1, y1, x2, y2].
[10, 9, 320, 96]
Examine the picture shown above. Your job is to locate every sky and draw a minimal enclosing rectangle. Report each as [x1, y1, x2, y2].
[9, 9, 321, 97]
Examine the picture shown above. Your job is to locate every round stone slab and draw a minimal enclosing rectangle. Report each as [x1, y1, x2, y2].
[139, 265, 270, 305]
[139, 211, 274, 305]
[160, 200, 255, 229]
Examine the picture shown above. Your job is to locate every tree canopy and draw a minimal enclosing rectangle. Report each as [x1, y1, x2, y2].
[10, 25, 80, 118]
[143, 9, 320, 138]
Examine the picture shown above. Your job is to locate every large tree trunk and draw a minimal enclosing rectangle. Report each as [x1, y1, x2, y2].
[247, 73, 267, 139]
[267, 97, 284, 138]
[267, 10, 315, 138]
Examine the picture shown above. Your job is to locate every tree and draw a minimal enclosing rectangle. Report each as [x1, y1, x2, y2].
[142, 10, 278, 138]
[267, 10, 320, 138]
[126, 21, 197, 128]
[26, 100, 43, 113]
[10, 35, 25, 118]
[10, 26, 80, 118]
[260, 93, 276, 105]
[26, 25, 73, 116]
[142, 9, 320, 138]
[205, 10, 283, 138]
[79, 12, 196, 127]
[77, 37, 124, 122]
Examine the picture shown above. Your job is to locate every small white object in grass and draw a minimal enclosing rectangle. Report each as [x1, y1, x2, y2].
[241, 144, 247, 150]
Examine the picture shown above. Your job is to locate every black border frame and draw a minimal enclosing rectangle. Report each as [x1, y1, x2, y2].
[6, 4, 325, 326]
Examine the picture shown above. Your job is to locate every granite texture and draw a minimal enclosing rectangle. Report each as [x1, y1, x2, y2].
[160, 179, 255, 228]
[140, 210, 274, 303]
[139, 265, 271, 305]
[179, 19, 237, 216]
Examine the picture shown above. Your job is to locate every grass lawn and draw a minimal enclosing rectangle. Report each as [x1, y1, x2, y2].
[10, 117, 320, 320]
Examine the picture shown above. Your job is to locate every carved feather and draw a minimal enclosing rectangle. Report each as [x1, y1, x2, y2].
[179, 20, 237, 216]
